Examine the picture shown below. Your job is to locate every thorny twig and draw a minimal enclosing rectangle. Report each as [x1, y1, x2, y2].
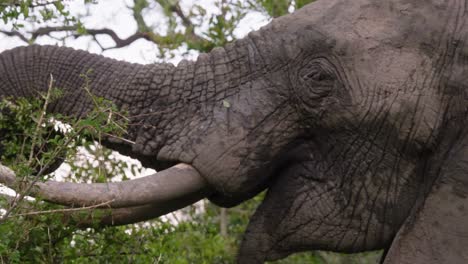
[11, 199, 115, 218]
[0, 76, 56, 222]
[28, 74, 54, 165]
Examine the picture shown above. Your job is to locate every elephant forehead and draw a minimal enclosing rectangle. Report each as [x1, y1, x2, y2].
[350, 49, 433, 97]
[275, 0, 455, 57]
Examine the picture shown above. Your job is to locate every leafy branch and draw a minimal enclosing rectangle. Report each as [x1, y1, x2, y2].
[0, 72, 129, 222]
[0, 0, 76, 29]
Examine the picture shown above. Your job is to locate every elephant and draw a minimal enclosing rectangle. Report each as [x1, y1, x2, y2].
[0, 0, 467, 263]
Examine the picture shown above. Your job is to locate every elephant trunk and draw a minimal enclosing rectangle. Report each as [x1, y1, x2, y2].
[0, 35, 264, 162]
[0, 45, 219, 221]
[0, 40, 258, 222]
[0, 45, 177, 164]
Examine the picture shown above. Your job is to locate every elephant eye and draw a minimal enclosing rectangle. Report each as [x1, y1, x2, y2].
[303, 70, 333, 83]
[301, 64, 334, 84]
[298, 60, 336, 99]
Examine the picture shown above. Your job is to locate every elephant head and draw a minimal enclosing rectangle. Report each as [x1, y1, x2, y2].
[0, 0, 467, 263]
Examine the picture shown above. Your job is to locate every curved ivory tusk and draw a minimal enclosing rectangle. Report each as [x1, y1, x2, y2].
[0, 163, 211, 208]
[70, 196, 204, 227]
[3, 193, 205, 227]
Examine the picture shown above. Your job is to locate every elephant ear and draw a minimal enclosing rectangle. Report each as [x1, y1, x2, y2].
[384, 134, 468, 264]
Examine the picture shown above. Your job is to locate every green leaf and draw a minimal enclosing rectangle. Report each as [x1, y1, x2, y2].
[295, 0, 316, 9]
[54, 1, 65, 12]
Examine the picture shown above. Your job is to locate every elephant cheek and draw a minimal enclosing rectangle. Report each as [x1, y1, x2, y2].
[238, 166, 338, 263]
[237, 180, 294, 263]
[237, 193, 290, 263]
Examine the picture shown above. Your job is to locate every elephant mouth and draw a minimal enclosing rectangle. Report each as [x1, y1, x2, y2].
[270, 139, 323, 182]
[242, 139, 323, 203]
[237, 140, 329, 261]
[154, 160, 181, 172]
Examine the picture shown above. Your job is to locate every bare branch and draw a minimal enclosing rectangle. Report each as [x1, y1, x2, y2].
[156, 0, 210, 44]
[1, 20, 211, 51]
[0, 29, 29, 43]
[132, 0, 151, 32]
[12, 199, 114, 218]
[163, 1, 194, 30]
[0, 26, 138, 50]
[0, 77, 58, 222]
[29, 26, 153, 50]
[29, 75, 54, 164]
[1, 0, 214, 52]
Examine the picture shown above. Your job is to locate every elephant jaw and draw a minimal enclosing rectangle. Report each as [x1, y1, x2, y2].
[237, 160, 343, 262]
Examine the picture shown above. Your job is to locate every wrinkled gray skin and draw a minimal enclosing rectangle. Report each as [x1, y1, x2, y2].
[1, 0, 468, 263]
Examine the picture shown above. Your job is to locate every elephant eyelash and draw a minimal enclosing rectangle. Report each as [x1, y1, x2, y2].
[294, 60, 337, 103]
[300, 61, 335, 85]
[303, 70, 334, 83]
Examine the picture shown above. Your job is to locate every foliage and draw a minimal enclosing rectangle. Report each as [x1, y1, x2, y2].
[0, 0, 81, 29]
[0, 0, 382, 263]
[0, 206, 231, 263]
[0, 75, 127, 261]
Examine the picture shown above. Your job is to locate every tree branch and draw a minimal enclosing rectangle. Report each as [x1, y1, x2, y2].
[0, 24, 211, 51]
[30, 26, 153, 50]
[167, 1, 194, 30]
[0, 29, 29, 43]
[1, 26, 149, 50]
[10, 199, 114, 218]
[155, 0, 208, 45]
[1, 0, 215, 52]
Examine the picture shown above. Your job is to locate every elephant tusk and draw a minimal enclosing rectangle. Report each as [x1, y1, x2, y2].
[0, 163, 211, 208]
[1, 193, 205, 227]
[70, 196, 205, 227]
